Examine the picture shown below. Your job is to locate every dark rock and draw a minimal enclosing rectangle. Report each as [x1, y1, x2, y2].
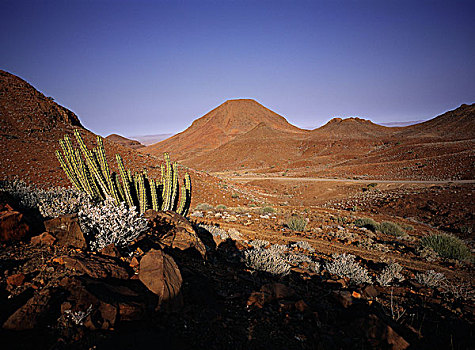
[261, 283, 295, 300]
[30, 231, 56, 246]
[0, 210, 29, 242]
[61, 253, 130, 279]
[332, 290, 353, 308]
[3, 289, 55, 330]
[362, 285, 379, 298]
[99, 244, 121, 258]
[349, 314, 410, 349]
[6, 273, 26, 287]
[44, 214, 86, 249]
[143, 210, 206, 258]
[59, 276, 153, 330]
[138, 249, 183, 311]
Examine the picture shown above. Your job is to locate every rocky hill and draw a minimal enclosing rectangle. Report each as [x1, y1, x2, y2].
[105, 134, 144, 149]
[0, 70, 245, 207]
[142, 99, 307, 160]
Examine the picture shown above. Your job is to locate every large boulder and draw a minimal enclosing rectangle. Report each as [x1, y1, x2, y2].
[139, 249, 183, 311]
[0, 203, 29, 242]
[59, 253, 131, 279]
[44, 214, 87, 249]
[144, 210, 206, 258]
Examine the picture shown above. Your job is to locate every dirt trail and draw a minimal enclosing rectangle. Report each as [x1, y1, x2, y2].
[228, 176, 475, 185]
[197, 219, 473, 281]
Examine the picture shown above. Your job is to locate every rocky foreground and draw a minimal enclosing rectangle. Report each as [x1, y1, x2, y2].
[1, 189, 474, 350]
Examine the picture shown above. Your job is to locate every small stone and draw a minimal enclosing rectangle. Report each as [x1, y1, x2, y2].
[7, 273, 26, 287]
[31, 232, 56, 246]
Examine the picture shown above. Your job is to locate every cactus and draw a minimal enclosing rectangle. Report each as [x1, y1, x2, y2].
[56, 130, 192, 216]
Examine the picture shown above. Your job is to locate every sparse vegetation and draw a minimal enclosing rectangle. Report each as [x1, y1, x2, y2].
[325, 253, 372, 284]
[420, 233, 472, 261]
[377, 262, 404, 286]
[260, 206, 275, 215]
[286, 215, 307, 231]
[215, 204, 227, 210]
[378, 221, 406, 237]
[415, 270, 446, 288]
[231, 193, 239, 199]
[354, 217, 379, 232]
[195, 203, 214, 211]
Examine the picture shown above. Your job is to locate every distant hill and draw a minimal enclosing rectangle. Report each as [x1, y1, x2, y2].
[130, 133, 173, 146]
[106, 134, 144, 149]
[310, 117, 398, 139]
[400, 104, 475, 140]
[141, 99, 306, 160]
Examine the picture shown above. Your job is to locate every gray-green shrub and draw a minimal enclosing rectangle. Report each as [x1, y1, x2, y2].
[420, 233, 472, 261]
[354, 217, 378, 232]
[287, 215, 307, 231]
[378, 221, 406, 237]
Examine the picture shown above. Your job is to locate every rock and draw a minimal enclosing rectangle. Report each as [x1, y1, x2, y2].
[31, 232, 56, 246]
[59, 276, 153, 330]
[99, 243, 121, 258]
[350, 314, 410, 349]
[138, 249, 183, 311]
[362, 285, 379, 298]
[332, 290, 353, 308]
[7, 273, 26, 287]
[0, 210, 29, 242]
[3, 289, 55, 330]
[44, 214, 87, 249]
[144, 210, 206, 258]
[261, 283, 295, 300]
[248, 283, 296, 308]
[61, 253, 130, 279]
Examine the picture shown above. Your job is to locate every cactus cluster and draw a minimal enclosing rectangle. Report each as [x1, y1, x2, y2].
[56, 130, 191, 216]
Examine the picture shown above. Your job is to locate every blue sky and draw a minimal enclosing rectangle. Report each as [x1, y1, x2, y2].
[1, 0, 474, 136]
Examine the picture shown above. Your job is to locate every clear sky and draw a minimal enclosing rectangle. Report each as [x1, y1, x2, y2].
[1, 0, 474, 136]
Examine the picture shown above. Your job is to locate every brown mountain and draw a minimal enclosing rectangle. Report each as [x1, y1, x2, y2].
[0, 70, 237, 206]
[400, 103, 475, 140]
[105, 134, 144, 149]
[311, 117, 399, 139]
[141, 99, 306, 161]
[0, 70, 82, 132]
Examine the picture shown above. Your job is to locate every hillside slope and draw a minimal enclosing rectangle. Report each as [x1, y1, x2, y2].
[0, 71, 245, 206]
[142, 99, 307, 160]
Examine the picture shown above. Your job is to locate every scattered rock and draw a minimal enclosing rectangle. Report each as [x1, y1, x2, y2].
[0, 210, 29, 242]
[144, 210, 206, 258]
[350, 314, 410, 350]
[362, 285, 379, 298]
[332, 290, 353, 308]
[31, 231, 56, 246]
[3, 289, 55, 330]
[99, 243, 121, 258]
[7, 273, 26, 287]
[44, 214, 87, 249]
[138, 249, 183, 311]
[61, 253, 130, 279]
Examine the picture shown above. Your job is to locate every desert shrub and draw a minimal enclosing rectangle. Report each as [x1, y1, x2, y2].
[0, 179, 88, 218]
[231, 193, 239, 199]
[287, 215, 307, 231]
[243, 247, 291, 276]
[376, 262, 405, 286]
[420, 233, 472, 261]
[198, 224, 229, 240]
[195, 203, 214, 211]
[378, 221, 405, 237]
[79, 197, 148, 251]
[325, 253, 372, 284]
[215, 204, 227, 210]
[290, 240, 315, 253]
[332, 216, 349, 225]
[260, 206, 275, 215]
[354, 217, 379, 232]
[249, 239, 270, 249]
[415, 270, 446, 288]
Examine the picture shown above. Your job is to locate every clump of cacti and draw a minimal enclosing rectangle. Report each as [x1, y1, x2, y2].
[56, 129, 191, 216]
